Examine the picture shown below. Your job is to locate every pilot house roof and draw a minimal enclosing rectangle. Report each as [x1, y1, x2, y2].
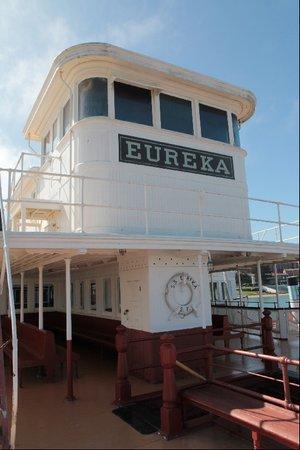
[24, 43, 256, 140]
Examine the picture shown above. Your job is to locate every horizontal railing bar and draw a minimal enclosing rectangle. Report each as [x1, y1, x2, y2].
[1, 167, 299, 209]
[212, 379, 299, 412]
[2, 197, 299, 228]
[208, 344, 300, 366]
[211, 362, 300, 387]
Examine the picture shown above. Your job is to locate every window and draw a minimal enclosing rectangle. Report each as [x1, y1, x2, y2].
[160, 94, 193, 135]
[63, 99, 71, 136]
[13, 285, 28, 309]
[52, 119, 59, 150]
[221, 282, 229, 301]
[116, 277, 121, 314]
[231, 113, 241, 147]
[90, 282, 96, 311]
[34, 284, 54, 308]
[114, 82, 152, 126]
[199, 104, 229, 143]
[103, 278, 112, 312]
[79, 281, 84, 310]
[78, 78, 108, 120]
[212, 282, 219, 302]
[43, 131, 51, 155]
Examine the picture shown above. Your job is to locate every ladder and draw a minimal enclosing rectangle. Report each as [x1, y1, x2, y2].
[0, 172, 19, 449]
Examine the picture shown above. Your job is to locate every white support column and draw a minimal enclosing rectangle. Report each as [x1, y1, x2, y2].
[65, 258, 75, 400]
[274, 263, 280, 307]
[38, 266, 43, 330]
[20, 272, 25, 323]
[257, 261, 263, 315]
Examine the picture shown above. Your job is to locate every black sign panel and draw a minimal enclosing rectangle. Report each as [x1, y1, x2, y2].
[119, 134, 234, 180]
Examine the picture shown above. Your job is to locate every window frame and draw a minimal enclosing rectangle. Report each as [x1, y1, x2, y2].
[159, 91, 194, 135]
[78, 77, 108, 121]
[89, 280, 97, 312]
[12, 284, 28, 310]
[62, 99, 71, 137]
[102, 277, 113, 315]
[198, 102, 230, 144]
[114, 81, 153, 127]
[34, 283, 55, 309]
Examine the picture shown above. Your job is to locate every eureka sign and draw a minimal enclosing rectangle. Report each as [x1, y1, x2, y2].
[119, 134, 234, 180]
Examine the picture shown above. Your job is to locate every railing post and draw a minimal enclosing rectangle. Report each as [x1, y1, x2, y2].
[276, 202, 283, 242]
[159, 333, 183, 440]
[280, 357, 292, 409]
[261, 309, 278, 372]
[202, 330, 213, 381]
[115, 325, 131, 404]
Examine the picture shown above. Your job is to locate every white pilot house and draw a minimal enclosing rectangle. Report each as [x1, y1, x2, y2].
[0, 44, 298, 447]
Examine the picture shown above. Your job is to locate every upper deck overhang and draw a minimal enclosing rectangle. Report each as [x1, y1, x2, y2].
[0, 231, 298, 275]
[23, 42, 256, 140]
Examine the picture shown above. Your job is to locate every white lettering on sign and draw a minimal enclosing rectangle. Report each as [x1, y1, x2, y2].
[182, 151, 197, 169]
[215, 159, 230, 175]
[200, 155, 214, 172]
[145, 144, 161, 162]
[165, 148, 179, 166]
[120, 135, 235, 179]
[125, 140, 141, 160]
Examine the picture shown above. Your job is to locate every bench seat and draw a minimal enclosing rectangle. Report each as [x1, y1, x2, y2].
[182, 384, 299, 449]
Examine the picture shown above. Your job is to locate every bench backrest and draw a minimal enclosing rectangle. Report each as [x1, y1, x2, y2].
[2, 316, 56, 362]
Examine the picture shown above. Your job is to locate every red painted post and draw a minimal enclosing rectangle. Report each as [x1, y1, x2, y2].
[115, 325, 131, 404]
[203, 330, 213, 381]
[160, 333, 183, 440]
[261, 309, 278, 372]
[251, 430, 261, 450]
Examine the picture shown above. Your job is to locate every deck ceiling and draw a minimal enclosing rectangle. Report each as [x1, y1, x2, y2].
[0, 246, 297, 276]
[1, 249, 118, 276]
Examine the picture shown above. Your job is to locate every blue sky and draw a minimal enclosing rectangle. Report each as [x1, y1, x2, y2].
[0, 0, 298, 207]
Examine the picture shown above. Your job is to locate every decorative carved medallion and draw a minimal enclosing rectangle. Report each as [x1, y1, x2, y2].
[165, 272, 200, 319]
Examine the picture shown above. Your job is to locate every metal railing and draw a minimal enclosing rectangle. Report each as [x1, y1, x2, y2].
[0, 164, 299, 243]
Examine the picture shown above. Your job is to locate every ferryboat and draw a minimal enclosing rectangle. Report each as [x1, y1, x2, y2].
[0, 43, 299, 449]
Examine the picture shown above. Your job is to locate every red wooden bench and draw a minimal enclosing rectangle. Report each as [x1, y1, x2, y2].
[182, 383, 299, 449]
[40, 312, 119, 352]
[2, 317, 79, 385]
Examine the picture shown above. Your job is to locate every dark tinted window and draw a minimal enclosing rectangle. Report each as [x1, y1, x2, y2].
[34, 284, 54, 308]
[13, 285, 28, 309]
[160, 94, 193, 135]
[90, 282, 96, 311]
[232, 113, 241, 147]
[114, 82, 152, 126]
[78, 78, 108, 120]
[199, 104, 229, 143]
[63, 100, 71, 136]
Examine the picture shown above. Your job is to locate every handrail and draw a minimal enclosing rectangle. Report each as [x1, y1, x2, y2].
[0, 173, 18, 449]
[1, 166, 299, 208]
[0, 166, 298, 242]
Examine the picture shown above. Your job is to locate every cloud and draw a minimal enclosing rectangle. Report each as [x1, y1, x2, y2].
[0, 16, 76, 119]
[0, 0, 170, 194]
[101, 15, 165, 49]
[0, 132, 21, 169]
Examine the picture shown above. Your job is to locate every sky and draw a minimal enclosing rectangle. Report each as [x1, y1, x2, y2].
[0, 0, 299, 208]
